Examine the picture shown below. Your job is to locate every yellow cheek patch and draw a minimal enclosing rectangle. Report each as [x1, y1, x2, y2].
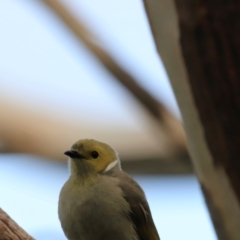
[89, 157, 118, 173]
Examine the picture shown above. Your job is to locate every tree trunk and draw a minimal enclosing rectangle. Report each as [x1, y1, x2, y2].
[142, 0, 240, 239]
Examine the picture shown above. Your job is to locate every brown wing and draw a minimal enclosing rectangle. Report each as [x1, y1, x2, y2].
[118, 176, 160, 240]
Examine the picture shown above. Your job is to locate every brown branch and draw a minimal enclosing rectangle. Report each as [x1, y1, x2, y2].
[38, 0, 187, 158]
[41, 0, 163, 120]
[0, 0, 189, 173]
[0, 208, 34, 240]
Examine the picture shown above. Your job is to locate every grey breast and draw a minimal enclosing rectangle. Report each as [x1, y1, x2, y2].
[59, 176, 139, 240]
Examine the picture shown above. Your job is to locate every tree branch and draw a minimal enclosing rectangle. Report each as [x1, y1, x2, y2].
[40, 0, 187, 156]
[0, 208, 34, 240]
[41, 0, 162, 120]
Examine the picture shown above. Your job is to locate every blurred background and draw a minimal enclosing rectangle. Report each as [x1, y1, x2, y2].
[0, 0, 216, 239]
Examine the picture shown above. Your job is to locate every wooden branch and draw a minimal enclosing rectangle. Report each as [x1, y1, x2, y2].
[142, 0, 240, 239]
[0, 208, 34, 240]
[41, 0, 163, 120]
[0, 94, 191, 173]
[40, 0, 187, 156]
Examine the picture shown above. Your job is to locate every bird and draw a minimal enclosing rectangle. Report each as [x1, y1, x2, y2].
[58, 139, 160, 240]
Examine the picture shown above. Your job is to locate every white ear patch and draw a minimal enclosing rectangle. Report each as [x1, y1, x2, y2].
[104, 159, 119, 172]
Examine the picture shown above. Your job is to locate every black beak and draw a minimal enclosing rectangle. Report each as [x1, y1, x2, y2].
[64, 150, 85, 159]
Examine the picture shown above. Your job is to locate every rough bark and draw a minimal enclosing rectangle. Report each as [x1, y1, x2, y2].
[0, 208, 34, 240]
[174, 0, 240, 200]
[142, 0, 240, 239]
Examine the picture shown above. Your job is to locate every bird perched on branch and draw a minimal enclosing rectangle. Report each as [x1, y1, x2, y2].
[58, 139, 160, 240]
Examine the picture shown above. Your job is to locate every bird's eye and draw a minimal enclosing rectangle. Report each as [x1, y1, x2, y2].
[91, 151, 99, 159]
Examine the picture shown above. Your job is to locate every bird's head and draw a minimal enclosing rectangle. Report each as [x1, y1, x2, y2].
[65, 139, 120, 177]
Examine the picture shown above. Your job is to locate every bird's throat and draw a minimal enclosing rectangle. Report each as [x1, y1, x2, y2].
[69, 159, 96, 180]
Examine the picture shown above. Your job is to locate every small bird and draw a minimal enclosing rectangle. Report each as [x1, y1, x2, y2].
[58, 139, 160, 240]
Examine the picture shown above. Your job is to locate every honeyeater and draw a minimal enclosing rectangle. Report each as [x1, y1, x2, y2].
[58, 139, 160, 240]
